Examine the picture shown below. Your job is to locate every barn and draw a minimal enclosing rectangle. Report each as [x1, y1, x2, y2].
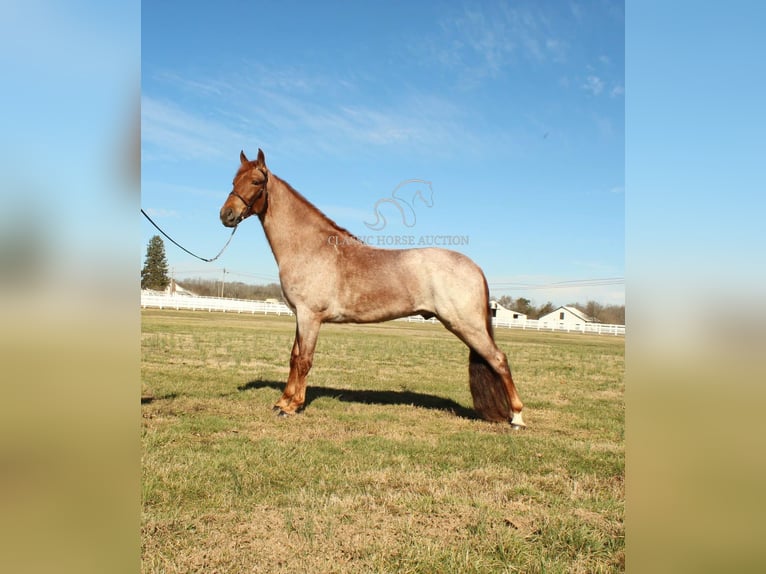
[489, 300, 527, 324]
[537, 305, 595, 330]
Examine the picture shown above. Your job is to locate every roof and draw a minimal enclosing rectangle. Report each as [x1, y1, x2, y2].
[540, 305, 595, 323]
[489, 300, 525, 315]
[561, 305, 592, 322]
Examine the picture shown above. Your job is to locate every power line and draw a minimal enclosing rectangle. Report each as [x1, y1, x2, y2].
[227, 270, 280, 282]
[172, 262, 623, 292]
[488, 277, 624, 290]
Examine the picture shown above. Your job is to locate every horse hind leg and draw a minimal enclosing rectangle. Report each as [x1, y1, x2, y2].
[447, 319, 525, 428]
[485, 348, 525, 429]
[468, 348, 511, 422]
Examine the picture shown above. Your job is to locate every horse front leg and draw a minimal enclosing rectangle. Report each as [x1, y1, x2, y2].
[275, 313, 321, 416]
[273, 328, 300, 412]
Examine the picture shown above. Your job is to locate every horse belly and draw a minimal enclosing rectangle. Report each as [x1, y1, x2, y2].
[324, 247, 481, 324]
[329, 254, 424, 323]
[328, 287, 420, 323]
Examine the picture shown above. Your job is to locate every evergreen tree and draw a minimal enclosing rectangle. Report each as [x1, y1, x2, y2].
[141, 235, 170, 290]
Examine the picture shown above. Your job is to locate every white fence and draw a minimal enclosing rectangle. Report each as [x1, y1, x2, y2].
[140, 293, 294, 315]
[140, 293, 625, 336]
[402, 313, 625, 336]
[493, 317, 624, 336]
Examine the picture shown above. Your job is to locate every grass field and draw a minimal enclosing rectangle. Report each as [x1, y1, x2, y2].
[141, 309, 624, 573]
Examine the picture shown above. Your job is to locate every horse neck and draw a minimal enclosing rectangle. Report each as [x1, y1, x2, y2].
[261, 175, 354, 265]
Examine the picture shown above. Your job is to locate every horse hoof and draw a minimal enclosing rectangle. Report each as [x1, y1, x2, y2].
[510, 423, 526, 431]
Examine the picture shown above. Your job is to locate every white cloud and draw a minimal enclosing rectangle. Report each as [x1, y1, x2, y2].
[144, 207, 179, 218]
[582, 75, 604, 95]
[141, 97, 249, 162]
[143, 180, 222, 200]
[143, 69, 477, 164]
[546, 38, 568, 63]
[428, 4, 568, 82]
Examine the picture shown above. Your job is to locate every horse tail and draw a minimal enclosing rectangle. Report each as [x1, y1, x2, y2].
[468, 313, 512, 422]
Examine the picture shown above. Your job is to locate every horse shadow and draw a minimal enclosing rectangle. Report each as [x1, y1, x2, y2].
[141, 392, 178, 404]
[237, 379, 479, 420]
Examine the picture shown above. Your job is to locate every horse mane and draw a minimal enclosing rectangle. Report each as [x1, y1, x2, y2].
[274, 173, 361, 243]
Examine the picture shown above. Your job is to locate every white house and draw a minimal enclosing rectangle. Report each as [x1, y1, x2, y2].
[537, 305, 595, 331]
[490, 301, 527, 324]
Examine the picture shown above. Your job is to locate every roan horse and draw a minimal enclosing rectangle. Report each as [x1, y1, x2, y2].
[219, 149, 526, 428]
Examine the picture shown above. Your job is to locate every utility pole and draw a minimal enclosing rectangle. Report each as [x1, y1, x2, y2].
[220, 268, 226, 298]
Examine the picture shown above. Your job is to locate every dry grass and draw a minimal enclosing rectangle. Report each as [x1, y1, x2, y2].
[142, 309, 624, 573]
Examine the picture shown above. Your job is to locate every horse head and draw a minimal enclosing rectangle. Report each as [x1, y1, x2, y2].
[220, 149, 270, 227]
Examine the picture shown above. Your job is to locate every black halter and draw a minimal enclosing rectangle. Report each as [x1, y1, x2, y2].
[228, 169, 269, 221]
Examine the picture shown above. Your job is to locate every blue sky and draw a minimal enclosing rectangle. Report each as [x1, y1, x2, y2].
[142, 0, 624, 306]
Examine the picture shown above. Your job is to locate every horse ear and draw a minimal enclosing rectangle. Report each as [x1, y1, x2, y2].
[240, 150, 249, 165]
[256, 148, 266, 167]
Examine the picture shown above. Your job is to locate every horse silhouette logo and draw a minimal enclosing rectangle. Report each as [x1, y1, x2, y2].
[364, 179, 434, 231]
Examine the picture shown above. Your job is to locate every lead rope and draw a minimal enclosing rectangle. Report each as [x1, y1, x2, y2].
[141, 208, 237, 263]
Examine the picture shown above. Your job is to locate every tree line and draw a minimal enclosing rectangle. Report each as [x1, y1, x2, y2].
[175, 277, 284, 301]
[492, 295, 625, 325]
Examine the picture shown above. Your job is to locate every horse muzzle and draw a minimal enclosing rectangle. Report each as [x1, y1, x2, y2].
[220, 206, 241, 228]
